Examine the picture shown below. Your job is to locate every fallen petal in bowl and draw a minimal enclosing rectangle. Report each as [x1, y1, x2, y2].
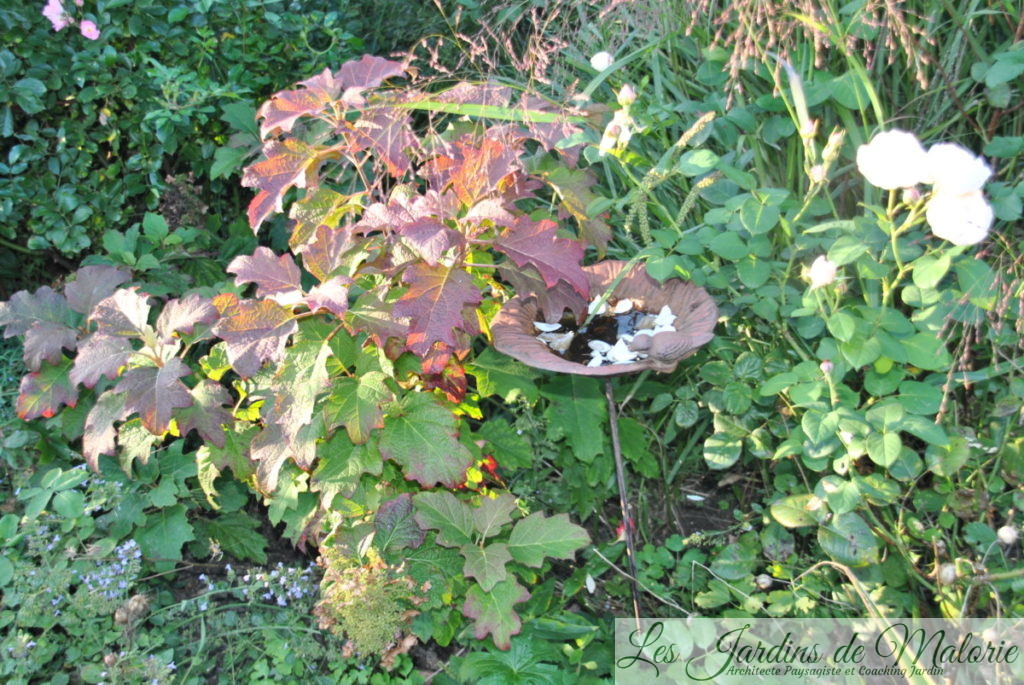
[491, 260, 718, 375]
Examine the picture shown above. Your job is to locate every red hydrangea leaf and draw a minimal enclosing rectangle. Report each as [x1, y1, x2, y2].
[542, 166, 612, 254]
[392, 264, 481, 357]
[173, 379, 232, 448]
[494, 218, 588, 296]
[346, 292, 409, 349]
[337, 55, 406, 90]
[349, 108, 419, 177]
[462, 543, 511, 592]
[322, 371, 392, 444]
[374, 494, 425, 552]
[17, 356, 78, 420]
[305, 276, 350, 317]
[242, 139, 322, 232]
[506, 511, 591, 567]
[115, 358, 194, 435]
[464, 198, 516, 228]
[92, 288, 152, 338]
[423, 358, 468, 404]
[298, 224, 358, 283]
[83, 390, 129, 470]
[23, 320, 78, 370]
[379, 393, 473, 487]
[64, 265, 132, 315]
[227, 247, 303, 305]
[398, 218, 464, 266]
[71, 334, 132, 388]
[155, 294, 219, 344]
[0, 286, 75, 338]
[211, 299, 298, 377]
[257, 70, 339, 138]
[288, 188, 361, 250]
[449, 138, 521, 206]
[462, 578, 531, 650]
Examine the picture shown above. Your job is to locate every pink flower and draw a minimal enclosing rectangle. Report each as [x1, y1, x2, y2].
[79, 19, 100, 40]
[74, 0, 83, 5]
[42, 0, 70, 31]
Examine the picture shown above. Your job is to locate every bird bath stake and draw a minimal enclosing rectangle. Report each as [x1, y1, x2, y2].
[491, 259, 717, 620]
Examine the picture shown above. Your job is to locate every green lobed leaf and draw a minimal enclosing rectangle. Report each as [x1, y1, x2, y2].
[201, 511, 268, 563]
[374, 493, 425, 552]
[506, 511, 589, 567]
[322, 371, 392, 444]
[379, 393, 473, 487]
[472, 493, 518, 539]
[413, 491, 476, 548]
[466, 347, 541, 404]
[461, 543, 512, 591]
[136, 503, 196, 562]
[540, 375, 606, 463]
[462, 578, 531, 650]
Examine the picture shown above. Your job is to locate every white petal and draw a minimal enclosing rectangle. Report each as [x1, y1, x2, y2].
[587, 356, 604, 367]
[807, 255, 838, 289]
[613, 298, 634, 314]
[587, 297, 608, 317]
[926, 143, 992, 195]
[590, 52, 613, 71]
[855, 129, 930, 189]
[533, 321, 562, 332]
[654, 305, 675, 328]
[588, 340, 612, 353]
[653, 324, 676, 334]
[926, 190, 993, 246]
[607, 338, 637, 362]
[633, 329, 654, 338]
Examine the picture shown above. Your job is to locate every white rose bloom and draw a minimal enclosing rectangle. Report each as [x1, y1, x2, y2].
[590, 51, 614, 71]
[855, 129, 930, 190]
[925, 142, 992, 195]
[925, 190, 993, 245]
[807, 255, 837, 289]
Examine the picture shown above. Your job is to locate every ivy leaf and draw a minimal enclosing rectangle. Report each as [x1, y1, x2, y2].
[413, 491, 475, 548]
[136, 503, 195, 562]
[155, 294, 219, 343]
[466, 347, 541, 403]
[211, 299, 298, 377]
[17, 356, 78, 420]
[70, 334, 132, 388]
[227, 247, 304, 305]
[242, 139, 322, 232]
[23, 320, 78, 370]
[462, 543, 511, 591]
[462, 578, 531, 650]
[507, 512, 590, 567]
[392, 263, 481, 358]
[115, 358, 194, 435]
[82, 390, 129, 470]
[540, 375, 606, 462]
[305, 276, 350, 317]
[297, 224, 358, 282]
[379, 393, 473, 487]
[173, 380, 232, 448]
[494, 217, 588, 296]
[92, 288, 152, 339]
[64, 265, 131, 315]
[322, 371, 392, 444]
[374, 494, 425, 552]
[472, 493, 518, 539]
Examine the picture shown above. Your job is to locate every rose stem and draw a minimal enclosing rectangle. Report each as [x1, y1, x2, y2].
[606, 378, 642, 629]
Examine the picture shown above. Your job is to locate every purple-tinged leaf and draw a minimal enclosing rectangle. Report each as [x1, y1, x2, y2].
[464, 199, 516, 227]
[297, 224, 358, 283]
[448, 138, 521, 206]
[398, 218, 464, 266]
[337, 54, 406, 90]
[521, 94, 583, 166]
[494, 217, 588, 296]
[462, 578, 530, 650]
[349, 108, 419, 177]
[211, 299, 298, 377]
[71, 334, 132, 388]
[92, 288, 152, 338]
[173, 380, 232, 448]
[305, 276, 350, 317]
[242, 139, 322, 232]
[0, 286, 75, 338]
[115, 358, 193, 435]
[17, 356, 78, 420]
[156, 294, 219, 344]
[257, 69, 339, 138]
[374, 494, 425, 552]
[83, 390, 129, 470]
[65, 265, 131, 315]
[250, 422, 290, 493]
[498, 264, 587, 323]
[433, 82, 512, 107]
[346, 292, 409, 349]
[392, 263, 480, 358]
[379, 393, 472, 487]
[462, 543, 511, 592]
[227, 247, 304, 305]
[23, 320, 77, 370]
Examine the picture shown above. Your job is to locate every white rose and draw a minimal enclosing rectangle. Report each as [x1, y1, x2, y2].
[925, 142, 992, 195]
[807, 255, 837, 289]
[590, 51, 614, 71]
[855, 129, 930, 190]
[925, 190, 994, 245]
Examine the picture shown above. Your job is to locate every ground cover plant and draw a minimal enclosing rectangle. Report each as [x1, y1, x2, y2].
[1, 0, 1023, 682]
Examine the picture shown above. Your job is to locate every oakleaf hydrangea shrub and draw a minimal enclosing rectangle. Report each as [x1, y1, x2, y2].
[0, 54, 597, 653]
